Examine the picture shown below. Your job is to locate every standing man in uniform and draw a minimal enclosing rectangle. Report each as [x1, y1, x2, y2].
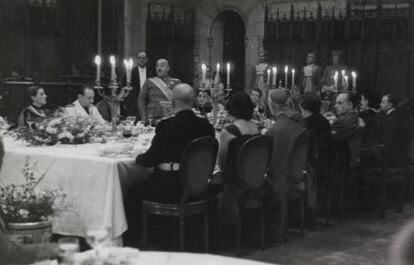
[138, 59, 181, 121]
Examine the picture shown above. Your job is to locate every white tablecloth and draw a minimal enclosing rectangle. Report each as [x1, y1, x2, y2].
[136, 252, 276, 265]
[0, 137, 151, 243]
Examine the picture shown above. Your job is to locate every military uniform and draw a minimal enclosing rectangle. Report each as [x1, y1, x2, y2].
[138, 76, 181, 120]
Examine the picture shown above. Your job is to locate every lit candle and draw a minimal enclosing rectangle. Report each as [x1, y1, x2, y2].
[124, 58, 133, 85]
[226, 62, 231, 87]
[284, 65, 288, 88]
[344, 75, 349, 90]
[201, 63, 207, 86]
[109, 55, 116, 83]
[351, 71, 357, 91]
[94, 55, 101, 83]
[272, 67, 277, 86]
[333, 71, 339, 89]
[215, 63, 220, 84]
[341, 69, 346, 89]
[267, 68, 271, 85]
[291, 68, 295, 88]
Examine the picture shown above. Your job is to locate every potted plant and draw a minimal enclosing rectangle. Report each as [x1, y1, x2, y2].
[0, 157, 65, 244]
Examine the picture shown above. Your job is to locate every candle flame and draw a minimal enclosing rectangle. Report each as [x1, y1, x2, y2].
[128, 58, 133, 68]
[226, 62, 231, 71]
[123, 59, 129, 68]
[351, 71, 357, 78]
[341, 69, 346, 76]
[94, 55, 101, 65]
[292, 69, 295, 74]
[334, 71, 339, 78]
[284, 65, 288, 73]
[267, 68, 271, 74]
[201, 63, 206, 71]
[110, 55, 116, 65]
[216, 63, 220, 71]
[272, 66, 277, 74]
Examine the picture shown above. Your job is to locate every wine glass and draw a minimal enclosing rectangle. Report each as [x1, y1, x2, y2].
[147, 113, 153, 127]
[58, 237, 80, 263]
[85, 225, 111, 262]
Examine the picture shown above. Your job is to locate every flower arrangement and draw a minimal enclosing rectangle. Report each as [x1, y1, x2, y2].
[0, 157, 65, 223]
[14, 109, 97, 146]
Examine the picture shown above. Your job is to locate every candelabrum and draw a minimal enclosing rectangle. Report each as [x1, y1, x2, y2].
[94, 79, 132, 130]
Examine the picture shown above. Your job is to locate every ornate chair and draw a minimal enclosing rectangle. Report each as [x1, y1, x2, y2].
[284, 130, 312, 242]
[141, 136, 218, 252]
[234, 135, 273, 256]
[330, 127, 363, 221]
[362, 145, 405, 218]
[314, 131, 333, 227]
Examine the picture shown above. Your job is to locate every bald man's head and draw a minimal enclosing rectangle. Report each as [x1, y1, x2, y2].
[156, 59, 170, 77]
[267, 89, 290, 116]
[172, 83, 195, 111]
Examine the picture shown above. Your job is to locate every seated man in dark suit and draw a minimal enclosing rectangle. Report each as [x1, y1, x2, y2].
[330, 93, 360, 155]
[265, 89, 313, 236]
[136, 83, 215, 203]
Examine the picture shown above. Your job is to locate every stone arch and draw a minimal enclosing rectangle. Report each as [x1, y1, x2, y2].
[193, 0, 265, 91]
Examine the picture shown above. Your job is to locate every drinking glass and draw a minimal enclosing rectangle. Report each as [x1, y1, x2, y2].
[58, 237, 80, 262]
[147, 113, 153, 127]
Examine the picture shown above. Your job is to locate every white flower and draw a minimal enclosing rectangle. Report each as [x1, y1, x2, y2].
[19, 209, 29, 218]
[46, 127, 58, 134]
[58, 131, 74, 140]
[48, 119, 62, 127]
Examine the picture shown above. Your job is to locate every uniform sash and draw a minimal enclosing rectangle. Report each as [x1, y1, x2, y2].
[149, 77, 172, 101]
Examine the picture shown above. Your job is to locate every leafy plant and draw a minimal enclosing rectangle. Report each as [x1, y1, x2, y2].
[0, 157, 65, 223]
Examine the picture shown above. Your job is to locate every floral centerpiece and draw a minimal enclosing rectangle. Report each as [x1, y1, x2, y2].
[14, 108, 98, 146]
[0, 157, 65, 223]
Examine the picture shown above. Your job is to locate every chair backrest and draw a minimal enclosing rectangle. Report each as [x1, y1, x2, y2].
[347, 127, 363, 168]
[179, 136, 218, 197]
[236, 135, 273, 191]
[289, 130, 312, 185]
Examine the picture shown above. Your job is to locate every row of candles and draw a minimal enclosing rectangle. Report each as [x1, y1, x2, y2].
[94, 55, 134, 86]
[200, 63, 358, 91]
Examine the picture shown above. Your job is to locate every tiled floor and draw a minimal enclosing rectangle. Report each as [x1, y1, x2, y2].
[234, 206, 414, 265]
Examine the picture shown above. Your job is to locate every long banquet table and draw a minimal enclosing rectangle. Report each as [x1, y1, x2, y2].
[0, 136, 152, 244]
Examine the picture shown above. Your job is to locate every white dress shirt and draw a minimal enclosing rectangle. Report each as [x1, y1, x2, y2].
[64, 100, 106, 124]
[138, 67, 147, 89]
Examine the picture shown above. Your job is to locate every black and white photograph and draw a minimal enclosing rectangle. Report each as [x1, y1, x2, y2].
[0, 0, 414, 264]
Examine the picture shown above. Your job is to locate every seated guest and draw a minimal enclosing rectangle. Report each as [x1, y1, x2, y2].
[5, 66, 32, 82]
[299, 92, 331, 175]
[359, 90, 383, 149]
[65, 86, 106, 124]
[265, 89, 311, 235]
[17, 86, 47, 127]
[380, 93, 401, 166]
[250, 88, 265, 115]
[194, 89, 212, 117]
[0, 137, 59, 264]
[218, 91, 260, 171]
[216, 91, 260, 224]
[299, 92, 331, 140]
[135, 83, 215, 203]
[331, 93, 359, 143]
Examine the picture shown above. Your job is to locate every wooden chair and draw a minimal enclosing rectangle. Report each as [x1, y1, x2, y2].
[234, 135, 273, 256]
[141, 136, 218, 252]
[361, 145, 405, 218]
[284, 130, 312, 242]
[330, 127, 363, 221]
[314, 131, 333, 227]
